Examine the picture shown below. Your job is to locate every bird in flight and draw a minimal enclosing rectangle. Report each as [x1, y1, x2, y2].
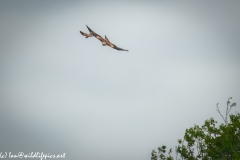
[80, 25, 129, 52]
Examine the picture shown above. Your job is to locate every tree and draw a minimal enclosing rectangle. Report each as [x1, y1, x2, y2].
[151, 97, 239, 160]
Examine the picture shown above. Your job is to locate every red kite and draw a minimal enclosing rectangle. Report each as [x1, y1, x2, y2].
[80, 25, 129, 52]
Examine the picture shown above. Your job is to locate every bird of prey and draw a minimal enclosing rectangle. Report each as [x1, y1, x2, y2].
[81, 25, 129, 52]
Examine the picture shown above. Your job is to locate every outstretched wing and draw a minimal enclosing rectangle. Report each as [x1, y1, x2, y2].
[80, 31, 88, 36]
[105, 35, 128, 51]
[109, 43, 128, 51]
[86, 25, 94, 33]
[86, 25, 105, 42]
[113, 45, 128, 51]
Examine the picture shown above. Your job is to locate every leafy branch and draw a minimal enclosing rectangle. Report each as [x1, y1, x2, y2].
[151, 97, 239, 159]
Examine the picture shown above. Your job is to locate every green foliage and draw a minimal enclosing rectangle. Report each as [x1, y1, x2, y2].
[151, 146, 173, 160]
[151, 98, 239, 160]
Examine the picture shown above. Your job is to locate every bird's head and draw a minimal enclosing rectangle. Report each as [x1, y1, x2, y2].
[102, 42, 106, 46]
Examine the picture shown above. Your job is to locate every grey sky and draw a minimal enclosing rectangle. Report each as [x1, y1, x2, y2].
[0, 1, 240, 160]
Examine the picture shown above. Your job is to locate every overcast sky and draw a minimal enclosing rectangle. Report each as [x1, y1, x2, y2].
[0, 1, 240, 160]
